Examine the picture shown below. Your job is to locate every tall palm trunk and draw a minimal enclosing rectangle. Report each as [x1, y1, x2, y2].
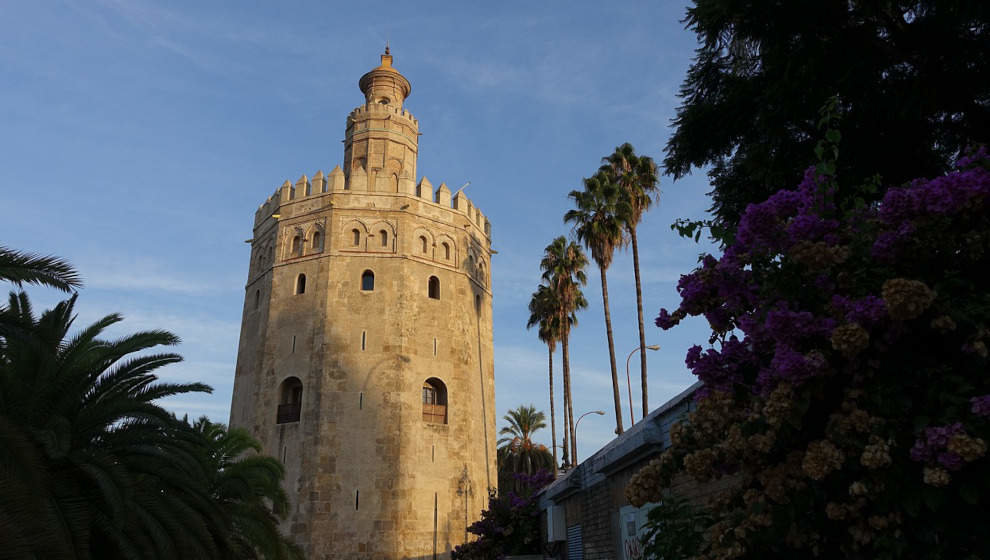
[547, 344, 558, 475]
[629, 227, 649, 418]
[561, 330, 577, 467]
[600, 265, 624, 435]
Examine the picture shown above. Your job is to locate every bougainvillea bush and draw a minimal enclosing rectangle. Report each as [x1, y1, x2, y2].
[452, 470, 553, 560]
[627, 148, 990, 559]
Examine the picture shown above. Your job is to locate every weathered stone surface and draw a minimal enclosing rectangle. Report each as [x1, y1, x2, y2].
[230, 50, 495, 560]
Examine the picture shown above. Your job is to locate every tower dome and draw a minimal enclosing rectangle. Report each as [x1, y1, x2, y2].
[358, 46, 412, 108]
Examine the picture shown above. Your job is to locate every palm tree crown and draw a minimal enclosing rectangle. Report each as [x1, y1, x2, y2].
[497, 405, 553, 493]
[564, 172, 628, 269]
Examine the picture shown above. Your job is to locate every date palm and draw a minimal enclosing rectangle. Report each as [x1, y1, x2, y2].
[565, 172, 629, 435]
[0, 291, 216, 558]
[539, 237, 588, 467]
[191, 417, 303, 560]
[601, 143, 659, 418]
[496, 405, 553, 493]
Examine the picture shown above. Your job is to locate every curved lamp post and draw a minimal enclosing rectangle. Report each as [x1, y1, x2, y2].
[573, 410, 605, 464]
[625, 344, 660, 426]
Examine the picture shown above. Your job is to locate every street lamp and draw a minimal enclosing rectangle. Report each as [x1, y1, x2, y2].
[574, 410, 605, 463]
[626, 344, 661, 426]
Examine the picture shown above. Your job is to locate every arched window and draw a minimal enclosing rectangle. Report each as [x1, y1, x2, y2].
[420, 236, 428, 254]
[428, 276, 440, 300]
[352, 229, 361, 246]
[361, 270, 375, 291]
[295, 274, 306, 295]
[442, 242, 450, 260]
[277, 377, 302, 424]
[479, 260, 487, 286]
[312, 231, 321, 250]
[391, 173, 399, 191]
[422, 378, 447, 424]
[254, 289, 260, 310]
[291, 235, 302, 256]
[380, 229, 388, 247]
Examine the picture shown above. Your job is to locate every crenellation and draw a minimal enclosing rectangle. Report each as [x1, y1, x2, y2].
[296, 175, 310, 197]
[329, 166, 345, 192]
[313, 170, 326, 194]
[280, 180, 293, 202]
[435, 182, 451, 207]
[416, 177, 433, 200]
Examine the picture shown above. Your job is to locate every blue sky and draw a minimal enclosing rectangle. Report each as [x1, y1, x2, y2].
[1, 1, 719, 461]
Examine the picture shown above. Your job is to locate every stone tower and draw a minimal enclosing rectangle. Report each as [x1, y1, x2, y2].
[229, 49, 496, 559]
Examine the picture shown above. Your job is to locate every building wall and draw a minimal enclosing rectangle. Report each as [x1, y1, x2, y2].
[541, 383, 737, 560]
[230, 53, 496, 560]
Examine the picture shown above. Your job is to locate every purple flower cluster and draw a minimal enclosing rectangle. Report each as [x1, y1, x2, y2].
[764, 306, 837, 345]
[910, 423, 965, 470]
[872, 156, 990, 258]
[655, 151, 990, 397]
[971, 395, 990, 417]
[684, 336, 756, 391]
[829, 295, 887, 327]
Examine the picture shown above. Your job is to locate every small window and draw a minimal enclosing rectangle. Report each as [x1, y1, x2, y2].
[391, 173, 399, 191]
[420, 236, 428, 254]
[479, 260, 487, 286]
[312, 231, 321, 250]
[380, 230, 388, 247]
[291, 235, 302, 256]
[352, 229, 361, 246]
[428, 276, 440, 300]
[442, 242, 450, 260]
[422, 378, 447, 424]
[277, 377, 302, 424]
[254, 289, 260, 310]
[361, 270, 375, 291]
[296, 274, 306, 295]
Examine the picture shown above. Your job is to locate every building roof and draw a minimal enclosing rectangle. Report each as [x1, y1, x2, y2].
[540, 381, 702, 504]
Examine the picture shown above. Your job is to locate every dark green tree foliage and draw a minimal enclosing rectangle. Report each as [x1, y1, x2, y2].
[0, 252, 300, 560]
[640, 496, 711, 560]
[665, 1, 990, 238]
[497, 405, 554, 494]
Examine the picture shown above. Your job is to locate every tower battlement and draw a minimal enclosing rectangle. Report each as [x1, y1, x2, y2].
[346, 102, 419, 125]
[252, 170, 492, 240]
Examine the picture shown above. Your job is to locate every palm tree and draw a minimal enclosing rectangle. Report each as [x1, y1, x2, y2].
[539, 237, 588, 467]
[0, 290, 219, 558]
[497, 405, 553, 493]
[565, 172, 628, 436]
[191, 417, 303, 560]
[602, 143, 660, 418]
[0, 245, 81, 292]
[527, 285, 562, 475]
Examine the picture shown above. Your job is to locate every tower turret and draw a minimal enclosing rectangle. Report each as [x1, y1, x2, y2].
[344, 48, 420, 192]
